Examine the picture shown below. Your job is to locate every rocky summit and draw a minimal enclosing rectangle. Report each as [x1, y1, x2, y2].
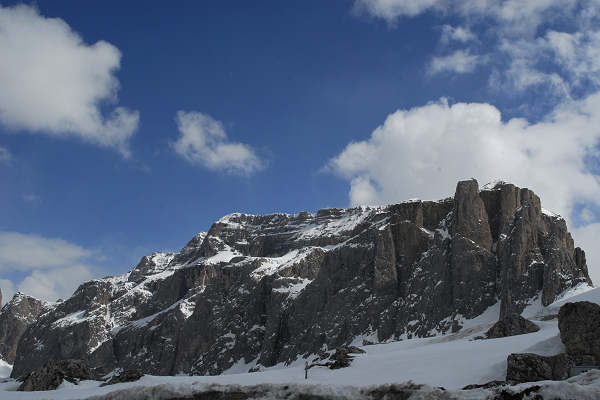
[7, 179, 592, 379]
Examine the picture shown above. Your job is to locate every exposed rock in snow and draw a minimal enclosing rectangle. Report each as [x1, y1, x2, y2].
[486, 314, 540, 338]
[506, 352, 574, 383]
[18, 359, 92, 391]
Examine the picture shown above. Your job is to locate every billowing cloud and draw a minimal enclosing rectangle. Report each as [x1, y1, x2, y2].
[0, 5, 139, 156]
[173, 111, 264, 175]
[428, 50, 486, 74]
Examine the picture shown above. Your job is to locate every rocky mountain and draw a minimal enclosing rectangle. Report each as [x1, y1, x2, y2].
[8, 179, 592, 379]
[0, 292, 51, 364]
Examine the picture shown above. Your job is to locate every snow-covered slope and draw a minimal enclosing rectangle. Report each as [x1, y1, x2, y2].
[2, 287, 599, 399]
[0, 359, 11, 379]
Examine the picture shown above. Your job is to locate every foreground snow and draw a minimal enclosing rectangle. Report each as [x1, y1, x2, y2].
[1, 286, 598, 399]
[0, 360, 12, 379]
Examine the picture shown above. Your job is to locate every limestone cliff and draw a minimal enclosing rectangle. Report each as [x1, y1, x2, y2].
[9, 180, 592, 378]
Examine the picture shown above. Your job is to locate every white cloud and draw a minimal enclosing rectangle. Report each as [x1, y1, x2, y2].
[354, 0, 442, 21]
[327, 95, 600, 284]
[18, 265, 94, 302]
[355, 0, 576, 27]
[0, 232, 90, 272]
[0, 279, 15, 306]
[328, 95, 600, 214]
[173, 111, 264, 175]
[572, 223, 600, 285]
[0, 146, 11, 164]
[440, 25, 476, 44]
[355, 1, 597, 98]
[0, 5, 139, 156]
[428, 50, 486, 75]
[0, 232, 99, 302]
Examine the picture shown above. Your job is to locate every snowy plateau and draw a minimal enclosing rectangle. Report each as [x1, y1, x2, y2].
[0, 179, 598, 399]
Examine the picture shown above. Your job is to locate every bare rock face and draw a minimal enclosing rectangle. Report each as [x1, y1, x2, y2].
[486, 314, 540, 339]
[18, 359, 92, 391]
[10, 180, 592, 378]
[453, 179, 493, 251]
[0, 292, 50, 364]
[506, 353, 574, 383]
[558, 301, 600, 363]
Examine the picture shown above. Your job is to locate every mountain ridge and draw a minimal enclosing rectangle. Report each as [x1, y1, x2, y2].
[3, 179, 592, 379]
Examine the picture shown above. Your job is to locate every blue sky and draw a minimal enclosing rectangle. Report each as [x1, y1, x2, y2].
[1, 0, 600, 302]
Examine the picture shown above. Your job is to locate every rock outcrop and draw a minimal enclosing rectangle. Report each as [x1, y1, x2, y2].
[506, 353, 574, 383]
[558, 301, 600, 364]
[10, 180, 592, 378]
[18, 359, 92, 391]
[486, 314, 540, 339]
[0, 292, 50, 364]
[100, 368, 144, 386]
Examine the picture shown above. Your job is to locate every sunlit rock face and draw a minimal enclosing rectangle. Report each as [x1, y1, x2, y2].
[10, 180, 592, 378]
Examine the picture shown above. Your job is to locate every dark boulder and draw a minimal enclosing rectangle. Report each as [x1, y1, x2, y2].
[486, 314, 540, 338]
[558, 301, 600, 363]
[462, 381, 506, 390]
[18, 359, 92, 391]
[100, 368, 144, 386]
[506, 353, 574, 383]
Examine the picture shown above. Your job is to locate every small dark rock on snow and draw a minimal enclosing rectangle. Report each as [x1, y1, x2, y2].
[18, 359, 92, 391]
[100, 368, 144, 386]
[486, 314, 540, 339]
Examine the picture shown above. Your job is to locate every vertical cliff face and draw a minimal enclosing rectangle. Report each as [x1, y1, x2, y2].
[9, 180, 592, 378]
[0, 293, 51, 364]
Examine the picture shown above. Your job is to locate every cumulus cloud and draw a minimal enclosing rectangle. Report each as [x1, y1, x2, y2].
[327, 95, 600, 282]
[173, 111, 264, 175]
[0, 5, 139, 156]
[18, 265, 94, 302]
[0, 146, 11, 164]
[428, 50, 486, 74]
[0, 231, 98, 302]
